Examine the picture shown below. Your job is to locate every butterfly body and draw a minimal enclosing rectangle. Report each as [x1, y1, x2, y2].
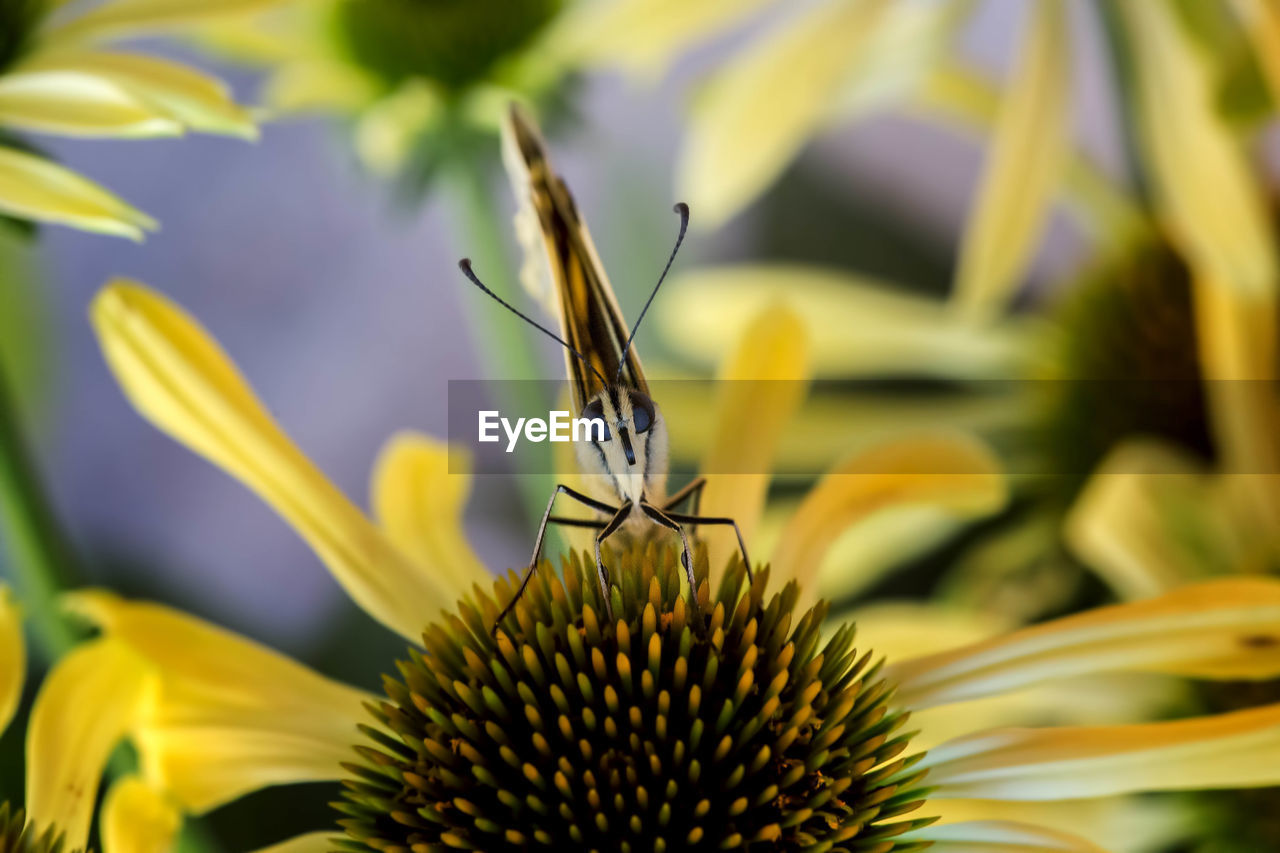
[463, 105, 750, 631]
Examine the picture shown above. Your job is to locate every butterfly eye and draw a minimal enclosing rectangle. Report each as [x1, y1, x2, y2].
[629, 391, 656, 433]
[582, 398, 611, 441]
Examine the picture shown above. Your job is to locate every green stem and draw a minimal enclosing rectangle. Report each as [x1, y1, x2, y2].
[446, 137, 557, 530]
[0, 364, 80, 661]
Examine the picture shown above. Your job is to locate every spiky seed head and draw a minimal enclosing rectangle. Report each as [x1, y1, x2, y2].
[0, 803, 69, 853]
[338, 545, 932, 851]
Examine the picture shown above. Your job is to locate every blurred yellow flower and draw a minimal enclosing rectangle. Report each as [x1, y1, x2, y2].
[47, 277, 1280, 851]
[651, 0, 1280, 622]
[0, 584, 179, 852]
[557, 0, 1277, 317]
[208, 0, 574, 180]
[0, 0, 293, 239]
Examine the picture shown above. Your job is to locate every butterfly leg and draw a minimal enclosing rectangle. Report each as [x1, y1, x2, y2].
[641, 502, 705, 621]
[662, 510, 752, 582]
[594, 502, 633, 622]
[493, 484, 618, 635]
[663, 476, 706, 535]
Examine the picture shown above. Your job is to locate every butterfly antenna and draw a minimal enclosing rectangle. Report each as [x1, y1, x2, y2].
[459, 259, 610, 389]
[616, 202, 690, 385]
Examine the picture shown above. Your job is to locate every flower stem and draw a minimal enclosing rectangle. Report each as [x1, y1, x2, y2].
[0, 364, 80, 661]
[445, 134, 557, 528]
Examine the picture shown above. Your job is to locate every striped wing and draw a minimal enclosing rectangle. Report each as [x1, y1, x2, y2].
[501, 105, 647, 412]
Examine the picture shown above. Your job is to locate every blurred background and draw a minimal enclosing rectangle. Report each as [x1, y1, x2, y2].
[3, 0, 1280, 847]
[7, 0, 1164, 653]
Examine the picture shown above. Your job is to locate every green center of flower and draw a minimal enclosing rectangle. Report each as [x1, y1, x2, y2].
[0, 802, 69, 853]
[1033, 240, 1215, 497]
[340, 547, 930, 850]
[327, 0, 564, 93]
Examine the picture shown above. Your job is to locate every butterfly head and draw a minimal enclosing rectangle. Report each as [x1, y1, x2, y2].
[577, 385, 668, 501]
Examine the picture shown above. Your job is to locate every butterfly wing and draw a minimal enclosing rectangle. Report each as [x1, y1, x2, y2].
[501, 105, 648, 412]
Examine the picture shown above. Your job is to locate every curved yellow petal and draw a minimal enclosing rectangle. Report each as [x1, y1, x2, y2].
[902, 820, 1104, 852]
[66, 590, 374, 813]
[660, 265, 1035, 378]
[1064, 442, 1217, 599]
[549, 0, 774, 77]
[101, 776, 181, 853]
[26, 638, 151, 851]
[252, 833, 337, 853]
[915, 62, 1151, 253]
[811, 504, 967, 603]
[371, 432, 487, 591]
[0, 587, 22, 736]
[698, 304, 809, 567]
[0, 146, 156, 239]
[921, 798, 1190, 853]
[17, 51, 257, 138]
[921, 703, 1280, 799]
[678, 0, 894, 227]
[0, 70, 183, 138]
[952, 0, 1069, 321]
[772, 433, 1006, 594]
[890, 577, 1280, 710]
[91, 282, 467, 642]
[1122, 0, 1277, 299]
[45, 0, 295, 42]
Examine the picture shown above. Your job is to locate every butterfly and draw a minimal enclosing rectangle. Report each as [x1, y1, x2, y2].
[459, 105, 751, 632]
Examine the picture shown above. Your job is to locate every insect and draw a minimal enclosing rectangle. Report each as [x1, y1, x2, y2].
[459, 105, 751, 632]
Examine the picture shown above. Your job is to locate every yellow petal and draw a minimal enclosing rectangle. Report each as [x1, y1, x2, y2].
[91, 282, 467, 642]
[16, 51, 258, 138]
[0, 587, 23, 736]
[902, 820, 1104, 852]
[252, 833, 337, 853]
[0, 70, 182, 137]
[921, 703, 1280, 799]
[1121, 0, 1278, 299]
[548, 0, 774, 77]
[810, 505, 968, 603]
[0, 146, 156, 239]
[26, 638, 151, 850]
[889, 577, 1280, 710]
[678, 0, 895, 227]
[915, 62, 1151, 253]
[1231, 0, 1280, 106]
[371, 432, 487, 591]
[952, 0, 1070, 321]
[698, 305, 809, 567]
[663, 376, 1031, 476]
[101, 776, 181, 853]
[45, 0, 296, 42]
[66, 590, 374, 813]
[771, 434, 1006, 594]
[1192, 276, 1280, 522]
[1064, 441, 1217, 599]
[920, 798, 1190, 853]
[660, 264, 1035, 378]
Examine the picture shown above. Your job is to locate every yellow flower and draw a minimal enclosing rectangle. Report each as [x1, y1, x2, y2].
[0, 584, 181, 852]
[0, 0, 294, 239]
[650, 0, 1280, 620]
[58, 277, 1280, 851]
[554, 0, 1276, 318]
[206, 0, 574, 180]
